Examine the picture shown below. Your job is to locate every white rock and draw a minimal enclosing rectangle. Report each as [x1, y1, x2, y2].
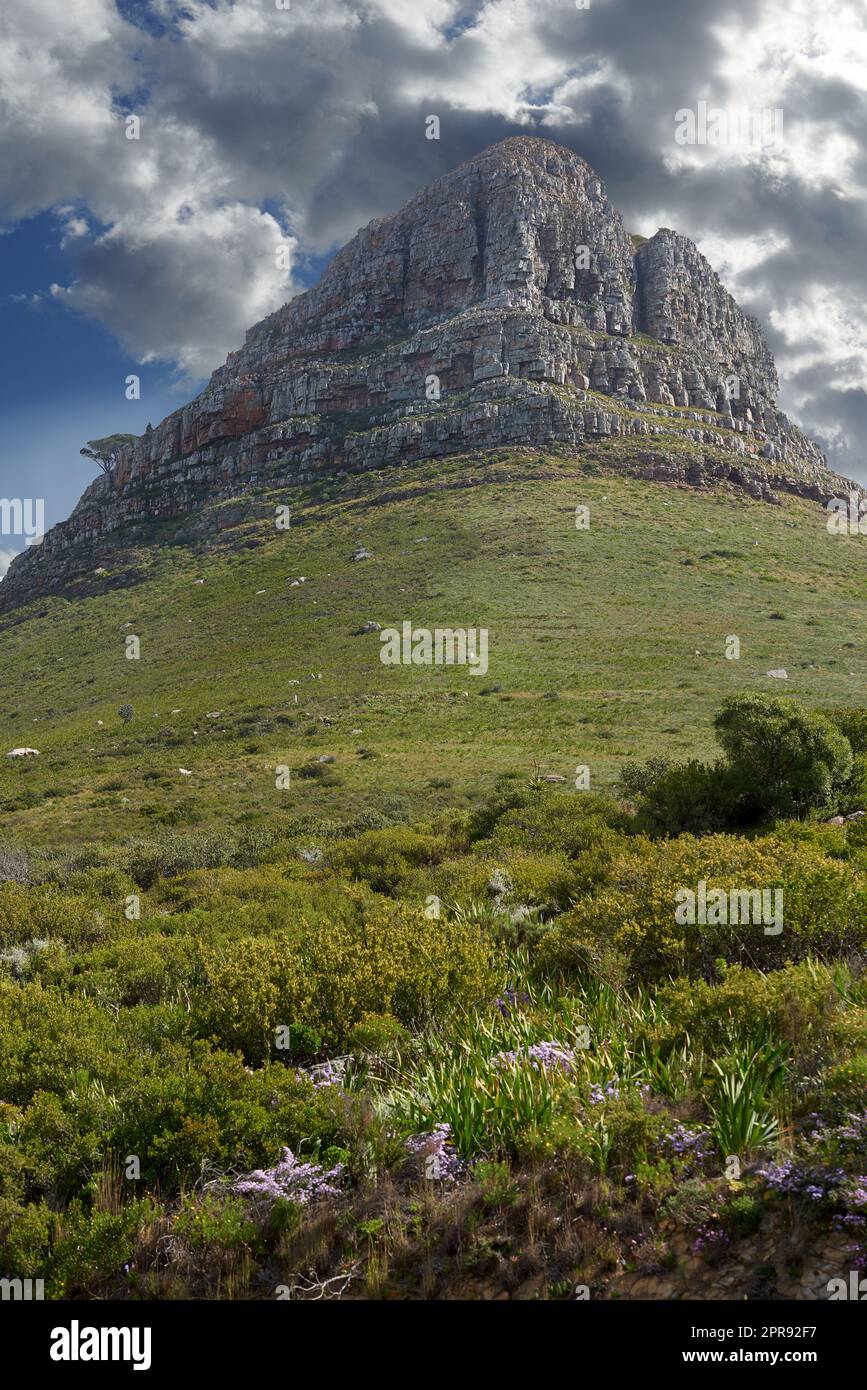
[178, 768, 192, 776]
[7, 747, 39, 758]
[767, 669, 788, 680]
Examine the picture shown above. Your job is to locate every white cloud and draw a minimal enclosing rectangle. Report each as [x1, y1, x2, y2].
[0, 548, 19, 580]
[0, 0, 866, 481]
[52, 204, 295, 377]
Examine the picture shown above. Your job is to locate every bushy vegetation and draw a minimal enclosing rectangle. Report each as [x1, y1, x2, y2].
[2, 695, 867, 1298]
[624, 694, 858, 833]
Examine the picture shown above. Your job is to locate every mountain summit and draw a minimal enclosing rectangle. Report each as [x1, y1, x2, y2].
[2, 137, 850, 609]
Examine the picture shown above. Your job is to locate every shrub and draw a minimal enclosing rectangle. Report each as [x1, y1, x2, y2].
[429, 849, 588, 917]
[0, 845, 31, 885]
[331, 825, 446, 894]
[488, 792, 629, 856]
[68, 935, 202, 1008]
[720, 1191, 763, 1238]
[0, 1195, 56, 1277]
[824, 706, 867, 755]
[173, 1192, 258, 1252]
[634, 760, 741, 837]
[465, 777, 532, 843]
[0, 981, 123, 1105]
[0, 883, 112, 949]
[50, 1200, 155, 1298]
[66, 866, 139, 902]
[113, 1045, 340, 1192]
[813, 1051, 867, 1117]
[838, 752, 867, 815]
[652, 961, 843, 1053]
[533, 833, 867, 982]
[714, 695, 852, 819]
[615, 757, 673, 802]
[122, 829, 241, 889]
[472, 1159, 519, 1208]
[193, 899, 499, 1063]
[348, 1012, 409, 1055]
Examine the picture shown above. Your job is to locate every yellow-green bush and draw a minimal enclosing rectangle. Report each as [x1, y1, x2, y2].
[194, 894, 499, 1062]
[651, 961, 844, 1052]
[331, 825, 447, 894]
[486, 792, 629, 857]
[0, 883, 118, 949]
[426, 849, 584, 912]
[67, 935, 203, 1008]
[534, 832, 867, 982]
[815, 1051, 867, 1115]
[0, 981, 123, 1105]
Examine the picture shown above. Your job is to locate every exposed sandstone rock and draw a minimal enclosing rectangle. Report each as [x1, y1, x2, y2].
[2, 136, 855, 610]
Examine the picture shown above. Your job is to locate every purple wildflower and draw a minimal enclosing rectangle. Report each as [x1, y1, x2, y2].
[405, 1123, 464, 1182]
[492, 1040, 576, 1075]
[692, 1225, 729, 1255]
[295, 1055, 351, 1090]
[661, 1124, 714, 1159]
[234, 1147, 344, 1206]
[494, 988, 531, 1015]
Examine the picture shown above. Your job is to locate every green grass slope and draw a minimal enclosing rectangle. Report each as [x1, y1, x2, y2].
[1, 445, 865, 847]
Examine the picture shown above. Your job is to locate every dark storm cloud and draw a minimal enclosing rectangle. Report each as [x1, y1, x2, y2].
[2, 0, 865, 475]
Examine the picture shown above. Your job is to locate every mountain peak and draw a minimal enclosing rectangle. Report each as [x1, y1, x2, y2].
[1, 138, 849, 611]
[453, 133, 598, 174]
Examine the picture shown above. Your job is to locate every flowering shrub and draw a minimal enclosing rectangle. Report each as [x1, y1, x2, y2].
[405, 1123, 465, 1182]
[491, 1040, 576, 1075]
[692, 1225, 730, 1259]
[755, 1110, 867, 1268]
[659, 1123, 714, 1167]
[234, 1147, 344, 1206]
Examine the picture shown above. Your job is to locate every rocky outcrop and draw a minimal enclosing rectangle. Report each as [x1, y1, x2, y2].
[2, 136, 854, 610]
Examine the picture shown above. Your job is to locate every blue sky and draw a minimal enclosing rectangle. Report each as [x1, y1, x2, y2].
[2, 0, 866, 575]
[0, 211, 205, 554]
[0, 204, 330, 565]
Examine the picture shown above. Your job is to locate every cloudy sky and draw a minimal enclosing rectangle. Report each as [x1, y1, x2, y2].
[1, 0, 866, 571]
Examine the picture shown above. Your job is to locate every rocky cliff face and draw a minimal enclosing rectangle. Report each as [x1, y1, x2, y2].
[2, 136, 852, 610]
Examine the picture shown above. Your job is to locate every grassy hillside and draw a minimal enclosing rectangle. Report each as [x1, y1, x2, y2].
[1, 445, 865, 848]
[4, 449, 867, 1304]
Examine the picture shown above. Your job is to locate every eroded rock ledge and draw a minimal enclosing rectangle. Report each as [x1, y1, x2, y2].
[3, 137, 853, 610]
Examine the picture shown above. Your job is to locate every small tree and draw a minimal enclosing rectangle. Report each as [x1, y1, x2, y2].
[80, 434, 136, 476]
[118, 704, 134, 726]
[713, 694, 852, 819]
